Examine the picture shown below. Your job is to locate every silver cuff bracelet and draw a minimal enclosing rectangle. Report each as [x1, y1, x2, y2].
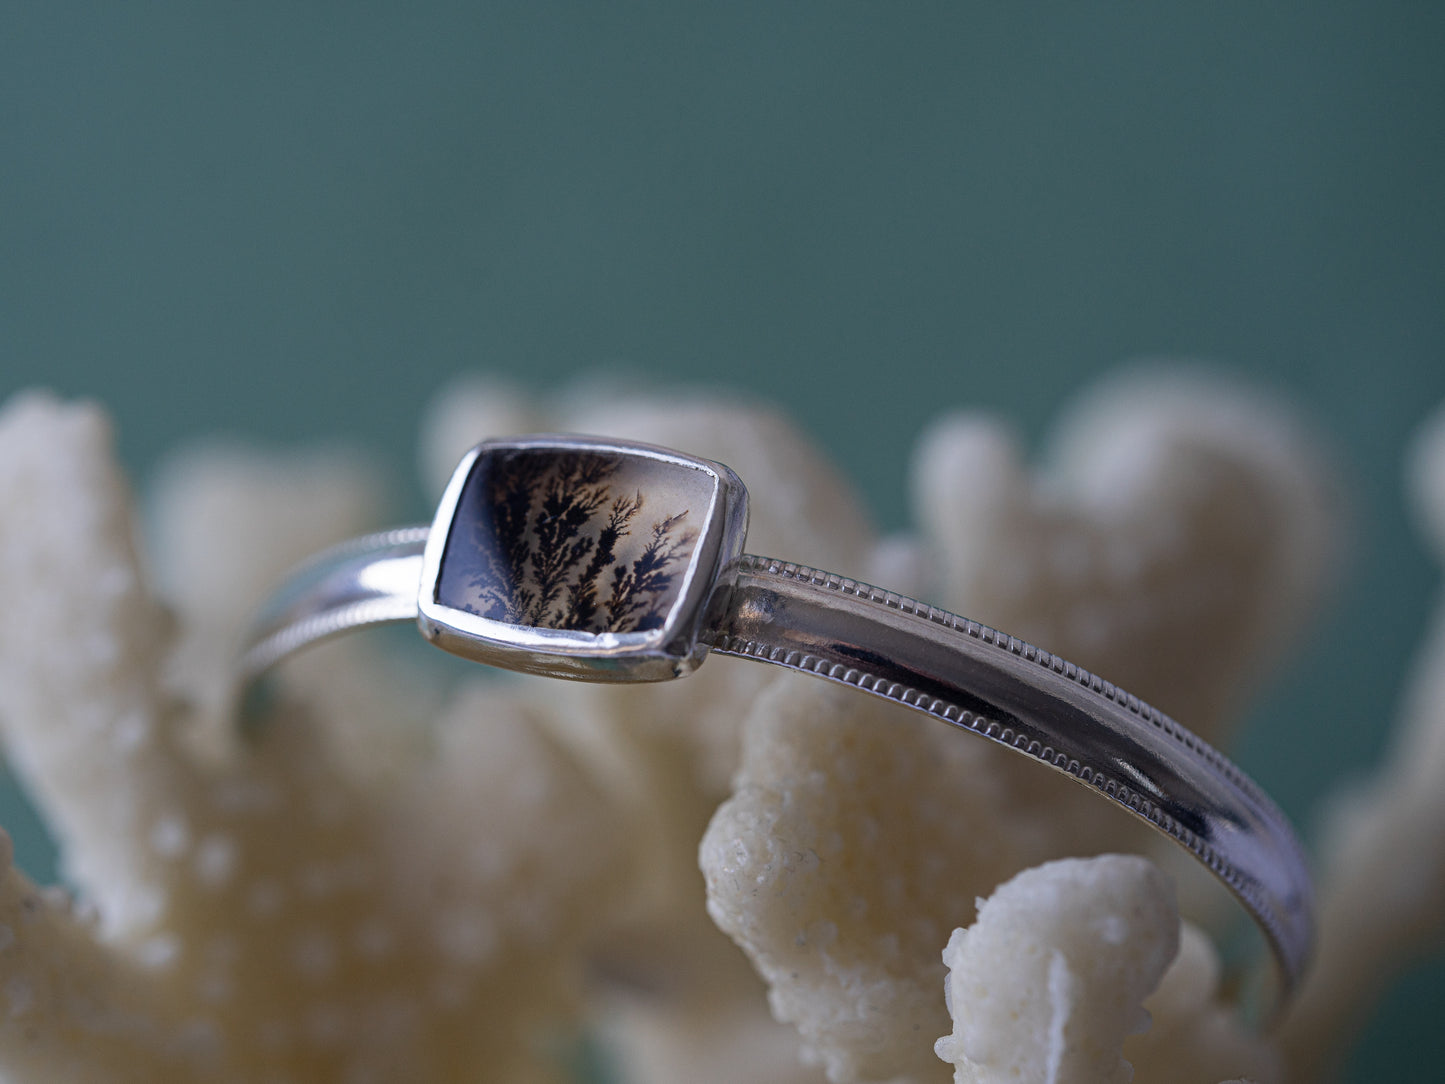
[240, 433, 1314, 1009]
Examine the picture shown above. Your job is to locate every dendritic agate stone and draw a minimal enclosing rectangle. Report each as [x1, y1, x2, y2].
[436, 447, 711, 634]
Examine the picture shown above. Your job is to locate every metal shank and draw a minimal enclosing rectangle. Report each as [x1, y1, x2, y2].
[239, 527, 429, 683]
[239, 534, 1314, 1007]
[712, 555, 1314, 1005]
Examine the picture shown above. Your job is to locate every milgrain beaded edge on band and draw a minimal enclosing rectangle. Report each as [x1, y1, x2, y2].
[709, 554, 1314, 1005]
[237, 527, 1315, 1010]
[239, 527, 429, 682]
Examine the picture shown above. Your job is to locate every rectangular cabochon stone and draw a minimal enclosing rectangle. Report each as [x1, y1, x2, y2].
[436, 447, 714, 635]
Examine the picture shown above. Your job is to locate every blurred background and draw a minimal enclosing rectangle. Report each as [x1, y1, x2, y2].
[2, 3, 1442, 1078]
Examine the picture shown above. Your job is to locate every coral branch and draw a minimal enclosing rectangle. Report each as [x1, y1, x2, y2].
[1277, 403, 1445, 1080]
[0, 393, 194, 936]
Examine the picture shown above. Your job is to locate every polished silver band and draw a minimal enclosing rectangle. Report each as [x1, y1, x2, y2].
[240, 528, 1314, 1009]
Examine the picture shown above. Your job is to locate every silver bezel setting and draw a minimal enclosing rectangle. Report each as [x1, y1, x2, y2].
[238, 429, 1316, 1005]
[416, 434, 749, 681]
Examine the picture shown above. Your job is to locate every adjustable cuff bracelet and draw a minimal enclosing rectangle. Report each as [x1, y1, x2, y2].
[239, 434, 1314, 1009]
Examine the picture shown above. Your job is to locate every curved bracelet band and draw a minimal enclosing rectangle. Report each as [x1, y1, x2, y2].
[239, 434, 1314, 1010]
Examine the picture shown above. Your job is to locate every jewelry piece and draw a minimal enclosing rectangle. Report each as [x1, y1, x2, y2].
[240, 434, 1314, 1008]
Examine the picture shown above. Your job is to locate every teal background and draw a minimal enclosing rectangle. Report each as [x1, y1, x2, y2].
[2, 3, 1443, 1078]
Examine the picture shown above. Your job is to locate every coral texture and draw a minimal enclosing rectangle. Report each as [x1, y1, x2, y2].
[1275, 399, 1445, 1079]
[931, 856, 1281, 1084]
[0, 373, 1439, 1083]
[700, 371, 1337, 1082]
[933, 855, 1180, 1084]
[0, 393, 632, 1082]
[419, 378, 877, 1083]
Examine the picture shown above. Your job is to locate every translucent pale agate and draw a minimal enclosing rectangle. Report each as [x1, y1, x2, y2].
[418, 377, 877, 1082]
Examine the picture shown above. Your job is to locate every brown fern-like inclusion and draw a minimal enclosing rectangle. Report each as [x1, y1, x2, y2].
[435, 448, 707, 634]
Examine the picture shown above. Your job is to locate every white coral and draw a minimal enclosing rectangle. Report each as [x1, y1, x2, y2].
[0, 392, 632, 1082]
[1276, 399, 1445, 1079]
[1126, 923, 1280, 1084]
[1, 372, 1442, 1083]
[932, 856, 1280, 1084]
[419, 377, 877, 1083]
[912, 368, 1339, 744]
[933, 855, 1179, 1084]
[701, 369, 1340, 1083]
[701, 680, 1061, 1083]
